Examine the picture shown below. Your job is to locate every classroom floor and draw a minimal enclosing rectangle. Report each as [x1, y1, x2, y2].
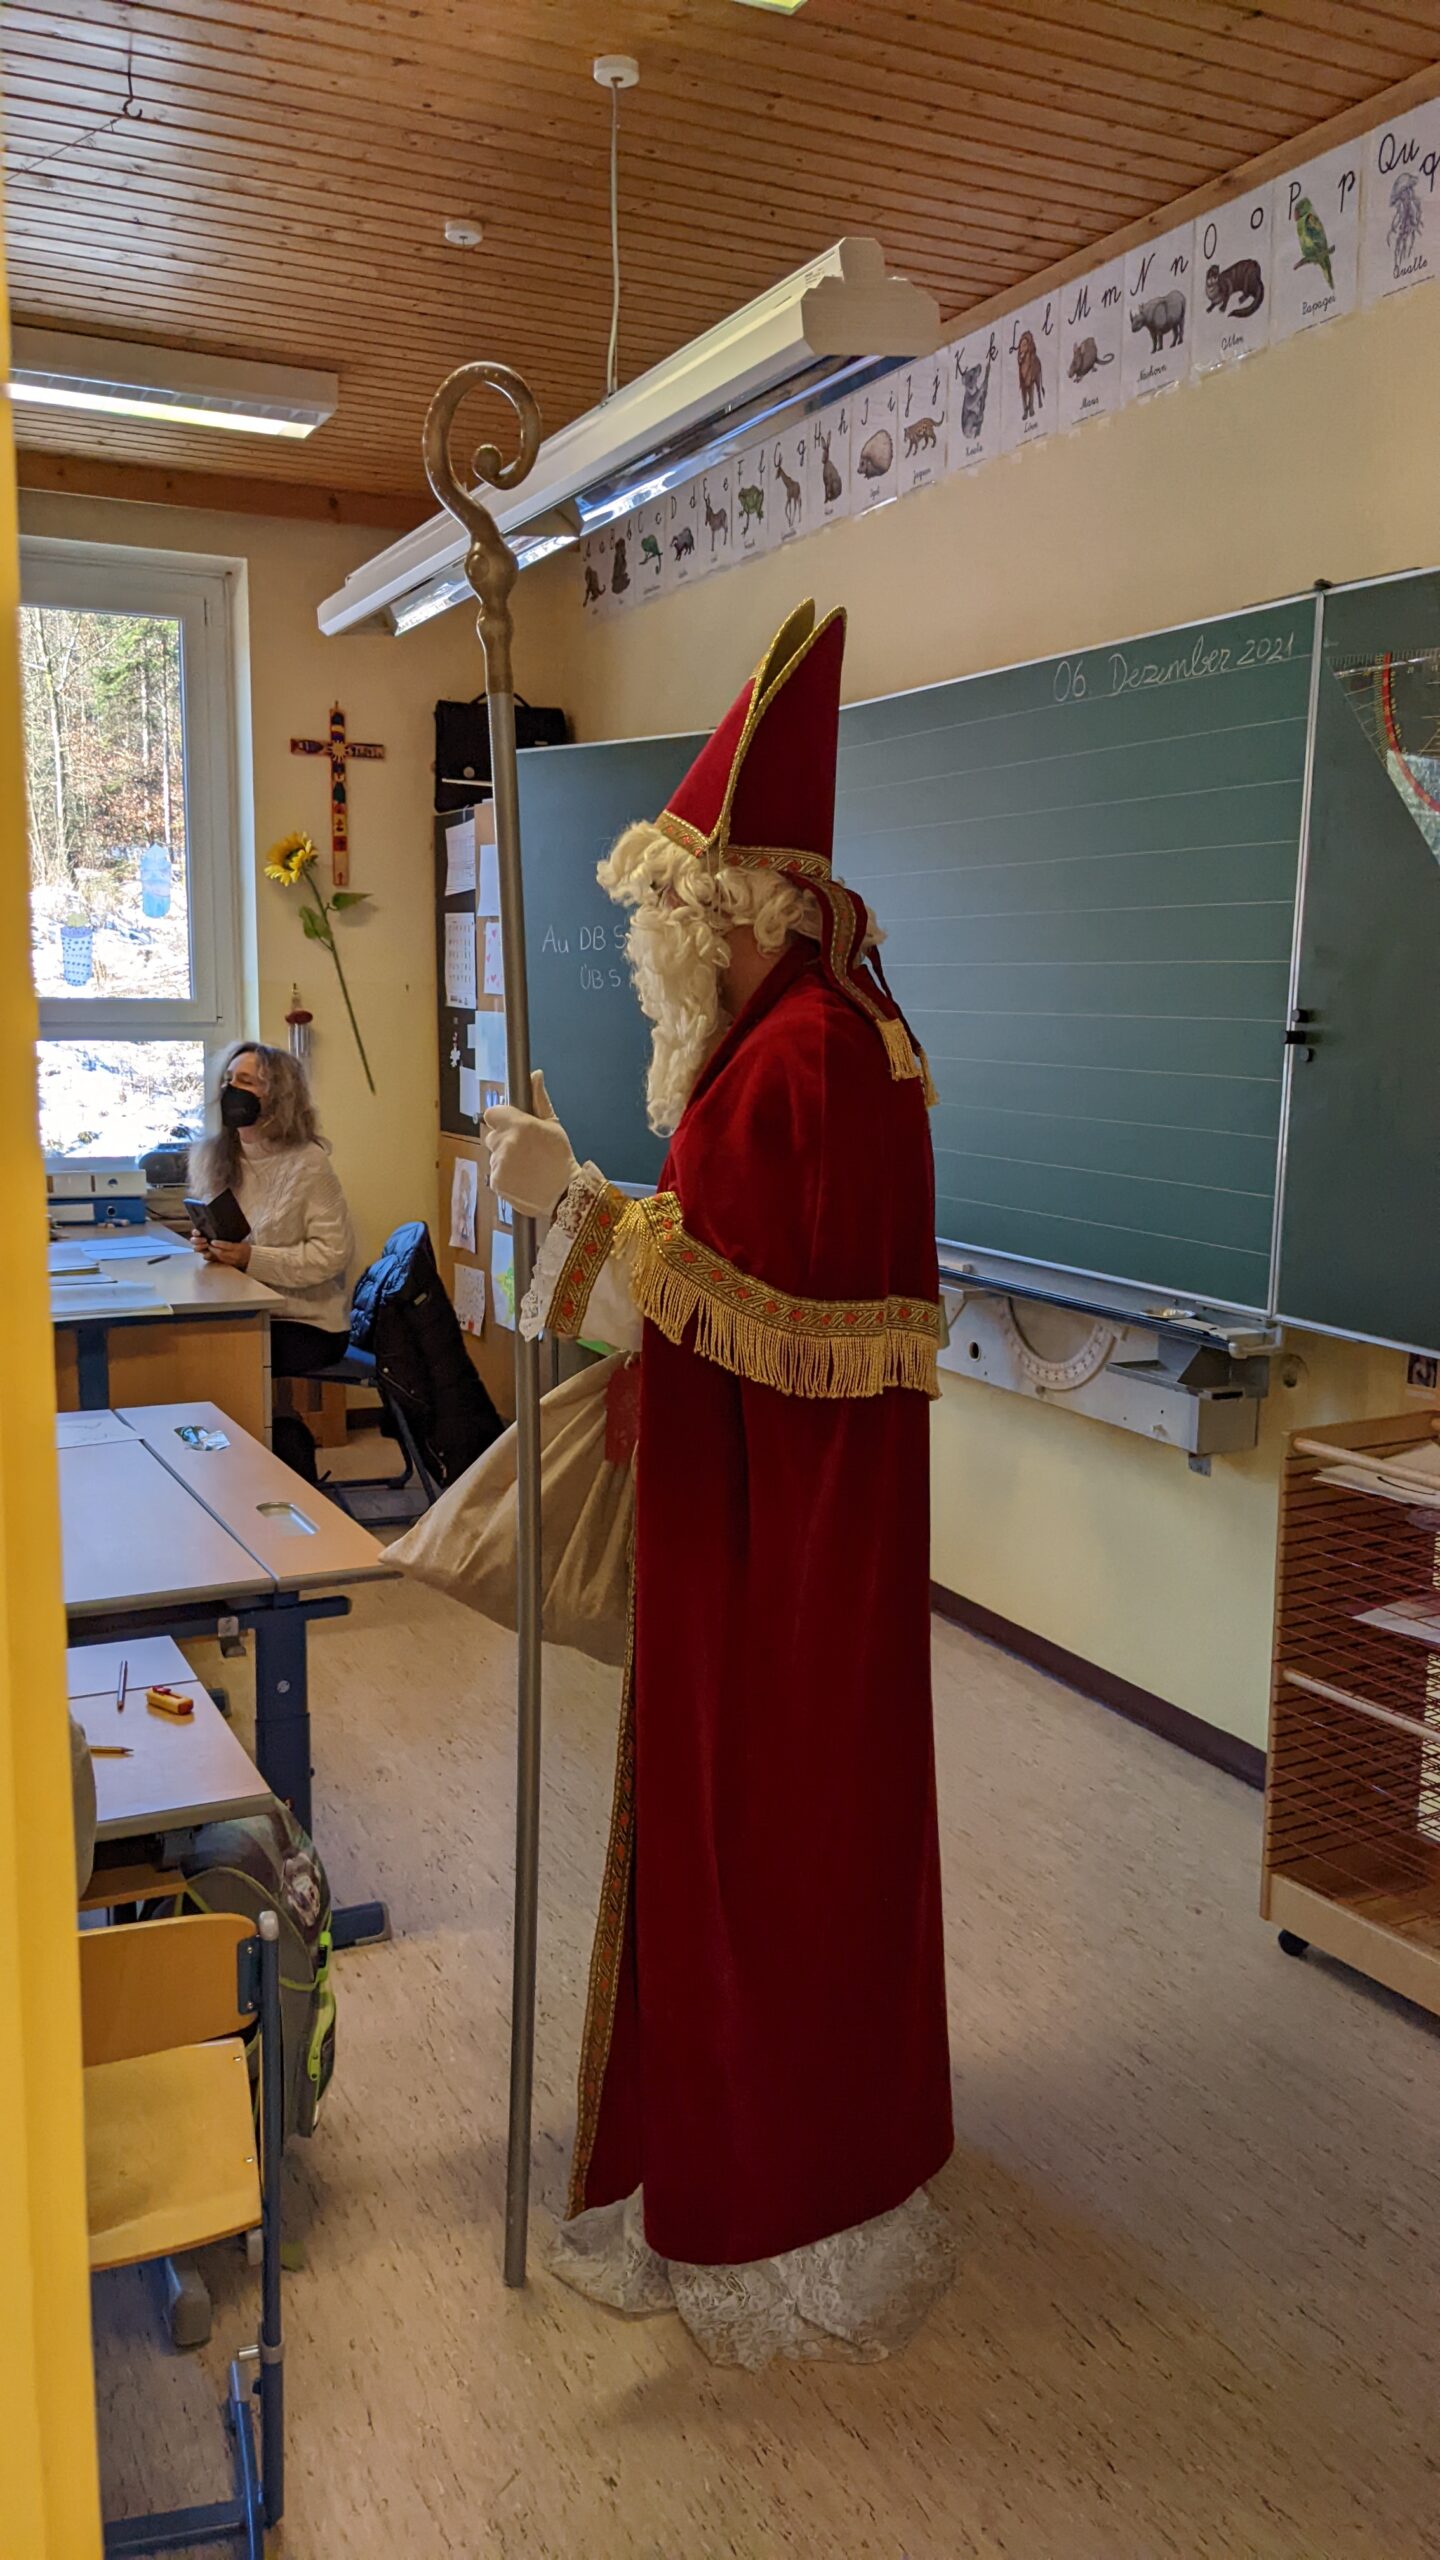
[92, 1501, 1440, 2559]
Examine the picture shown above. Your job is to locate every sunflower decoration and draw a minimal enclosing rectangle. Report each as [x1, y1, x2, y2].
[262, 829, 375, 1092]
[265, 829, 320, 887]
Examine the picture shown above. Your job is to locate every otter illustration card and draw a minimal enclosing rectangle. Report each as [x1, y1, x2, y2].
[849, 379, 900, 514]
[1192, 186, 1272, 370]
[944, 326, 1002, 473]
[770, 422, 811, 546]
[1000, 294, 1058, 452]
[807, 395, 854, 528]
[1271, 145, 1361, 341]
[1361, 97, 1440, 306]
[665, 479, 705, 585]
[1058, 257, 1124, 431]
[895, 360, 948, 495]
[633, 494, 672, 602]
[734, 442, 775, 560]
[1122, 224, 1194, 400]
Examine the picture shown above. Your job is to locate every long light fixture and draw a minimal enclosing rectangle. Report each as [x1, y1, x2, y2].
[387, 510, 583, 633]
[317, 238, 939, 636]
[7, 328, 339, 440]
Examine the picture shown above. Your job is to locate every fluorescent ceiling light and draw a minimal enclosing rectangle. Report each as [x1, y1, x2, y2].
[7, 328, 338, 439]
[386, 511, 581, 633]
[318, 238, 938, 637]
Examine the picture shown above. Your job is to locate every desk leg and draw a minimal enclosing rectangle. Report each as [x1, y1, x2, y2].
[75, 1323, 110, 1409]
[252, 1599, 313, 1836]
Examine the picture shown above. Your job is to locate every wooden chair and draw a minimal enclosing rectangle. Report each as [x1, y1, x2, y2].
[82, 1909, 285, 2557]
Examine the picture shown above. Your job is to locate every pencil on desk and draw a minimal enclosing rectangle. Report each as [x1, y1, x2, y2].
[89, 1745, 133, 1758]
[116, 1657, 128, 1713]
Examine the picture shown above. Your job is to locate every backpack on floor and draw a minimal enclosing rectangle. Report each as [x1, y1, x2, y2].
[171, 1804, 337, 2140]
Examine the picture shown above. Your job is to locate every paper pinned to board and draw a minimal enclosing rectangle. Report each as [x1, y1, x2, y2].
[472, 1011, 508, 1085]
[449, 1156, 478, 1253]
[445, 812, 477, 895]
[482, 918, 505, 997]
[490, 1228, 517, 1329]
[477, 840, 501, 918]
[457, 1063, 480, 1122]
[453, 1262, 487, 1336]
[444, 911, 477, 1009]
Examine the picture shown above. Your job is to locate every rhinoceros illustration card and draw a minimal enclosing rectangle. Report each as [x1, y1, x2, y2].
[1192, 185, 1272, 371]
[1058, 258, 1124, 432]
[770, 422, 811, 546]
[1122, 224, 1194, 401]
[1361, 96, 1440, 307]
[806, 395, 854, 528]
[895, 360, 948, 495]
[944, 326, 1002, 474]
[1270, 142, 1361, 343]
[849, 379, 899, 515]
[633, 495, 672, 603]
[1000, 294, 1058, 452]
[734, 442, 775, 560]
[665, 479, 705, 585]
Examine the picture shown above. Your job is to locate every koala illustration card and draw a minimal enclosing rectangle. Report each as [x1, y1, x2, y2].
[944, 327, 1002, 473]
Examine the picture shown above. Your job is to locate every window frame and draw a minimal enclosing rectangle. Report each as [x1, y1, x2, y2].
[21, 535, 244, 1058]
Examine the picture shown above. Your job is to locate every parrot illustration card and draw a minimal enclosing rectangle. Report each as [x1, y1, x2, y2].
[734, 442, 775, 560]
[895, 359, 949, 494]
[849, 378, 900, 514]
[1058, 257, 1125, 431]
[944, 325, 1002, 473]
[1270, 144, 1361, 341]
[694, 459, 735, 570]
[806, 393, 854, 529]
[633, 494, 671, 601]
[1000, 294, 1059, 452]
[1122, 224, 1195, 401]
[1361, 97, 1440, 306]
[1192, 186, 1272, 371]
[769, 421, 811, 546]
[665, 479, 705, 584]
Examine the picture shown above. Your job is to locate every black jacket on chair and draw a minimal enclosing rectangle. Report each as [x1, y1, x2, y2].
[348, 1221, 501, 1486]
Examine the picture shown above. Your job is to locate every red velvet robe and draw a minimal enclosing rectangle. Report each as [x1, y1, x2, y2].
[570, 943, 953, 2266]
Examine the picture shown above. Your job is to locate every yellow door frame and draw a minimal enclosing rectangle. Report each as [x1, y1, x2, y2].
[0, 181, 104, 2558]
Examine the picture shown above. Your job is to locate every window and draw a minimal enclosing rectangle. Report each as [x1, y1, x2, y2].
[21, 538, 242, 1157]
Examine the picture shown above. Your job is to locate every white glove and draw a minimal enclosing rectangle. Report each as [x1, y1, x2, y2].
[482, 1070, 578, 1219]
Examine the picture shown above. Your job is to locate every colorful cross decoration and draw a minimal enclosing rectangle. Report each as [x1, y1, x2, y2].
[290, 703, 385, 887]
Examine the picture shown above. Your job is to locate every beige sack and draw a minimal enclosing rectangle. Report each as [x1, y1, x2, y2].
[390, 1354, 636, 1667]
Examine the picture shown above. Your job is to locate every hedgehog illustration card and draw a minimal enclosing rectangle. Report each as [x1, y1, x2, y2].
[895, 361, 948, 495]
[1058, 258, 1124, 431]
[806, 395, 854, 529]
[695, 460, 735, 572]
[1270, 144, 1361, 341]
[1000, 295, 1058, 452]
[1121, 224, 1194, 401]
[849, 379, 899, 515]
[734, 443, 775, 560]
[1192, 186, 1272, 370]
[770, 422, 811, 547]
[633, 494, 672, 602]
[944, 327, 1002, 473]
[666, 480, 705, 585]
[1361, 98, 1440, 306]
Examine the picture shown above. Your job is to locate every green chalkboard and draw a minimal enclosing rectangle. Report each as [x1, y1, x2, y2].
[517, 734, 702, 1187]
[836, 601, 1315, 1311]
[1276, 572, 1440, 1352]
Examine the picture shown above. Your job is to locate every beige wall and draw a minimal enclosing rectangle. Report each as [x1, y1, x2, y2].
[517, 287, 1437, 1748]
[18, 492, 528, 1272]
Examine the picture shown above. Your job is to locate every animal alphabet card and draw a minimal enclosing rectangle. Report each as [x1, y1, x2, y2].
[896, 360, 948, 494]
[1122, 224, 1194, 401]
[666, 480, 704, 585]
[771, 423, 810, 546]
[850, 379, 900, 514]
[1059, 257, 1124, 431]
[634, 494, 672, 601]
[807, 396, 853, 527]
[944, 327, 1002, 473]
[1001, 295, 1058, 452]
[578, 527, 614, 620]
[1193, 186, 1272, 370]
[734, 442, 775, 559]
[1361, 97, 1440, 305]
[1271, 144, 1361, 341]
[697, 461, 735, 568]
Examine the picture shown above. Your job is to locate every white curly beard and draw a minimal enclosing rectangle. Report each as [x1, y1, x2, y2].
[623, 897, 733, 1139]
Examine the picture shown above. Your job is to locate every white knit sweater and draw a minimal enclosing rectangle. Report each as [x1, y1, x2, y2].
[232, 1139, 355, 1334]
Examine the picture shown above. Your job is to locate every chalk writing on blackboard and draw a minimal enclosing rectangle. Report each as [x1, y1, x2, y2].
[1052, 624, 1299, 704]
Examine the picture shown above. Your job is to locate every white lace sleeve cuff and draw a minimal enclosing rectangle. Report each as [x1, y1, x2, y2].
[519, 1163, 641, 1350]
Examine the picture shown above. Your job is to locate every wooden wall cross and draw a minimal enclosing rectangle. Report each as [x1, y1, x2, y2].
[290, 703, 385, 886]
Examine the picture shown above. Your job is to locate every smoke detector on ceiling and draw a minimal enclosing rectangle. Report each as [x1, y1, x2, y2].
[443, 218, 485, 248]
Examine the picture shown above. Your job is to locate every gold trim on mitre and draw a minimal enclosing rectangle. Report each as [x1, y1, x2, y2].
[713, 600, 845, 864]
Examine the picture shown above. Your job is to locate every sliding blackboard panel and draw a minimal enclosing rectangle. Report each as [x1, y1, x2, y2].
[517, 734, 701, 1189]
[835, 602, 1315, 1310]
[1277, 572, 1440, 1352]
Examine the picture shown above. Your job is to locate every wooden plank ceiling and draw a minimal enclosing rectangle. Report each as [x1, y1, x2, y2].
[3, 0, 1439, 513]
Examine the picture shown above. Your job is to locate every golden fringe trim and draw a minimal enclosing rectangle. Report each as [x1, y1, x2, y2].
[879, 1013, 937, 1105]
[621, 1194, 941, 1401]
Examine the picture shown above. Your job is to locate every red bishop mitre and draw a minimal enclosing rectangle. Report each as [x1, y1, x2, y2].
[653, 599, 933, 1097]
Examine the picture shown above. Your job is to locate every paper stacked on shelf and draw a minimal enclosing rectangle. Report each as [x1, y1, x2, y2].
[1309, 1438, 1440, 1508]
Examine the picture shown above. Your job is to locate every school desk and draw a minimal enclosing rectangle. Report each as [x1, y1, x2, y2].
[50, 1228, 277, 1439]
[58, 1402, 393, 1948]
[67, 1634, 271, 1847]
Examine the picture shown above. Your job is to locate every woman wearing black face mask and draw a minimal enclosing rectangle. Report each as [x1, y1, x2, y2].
[189, 1042, 356, 1476]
